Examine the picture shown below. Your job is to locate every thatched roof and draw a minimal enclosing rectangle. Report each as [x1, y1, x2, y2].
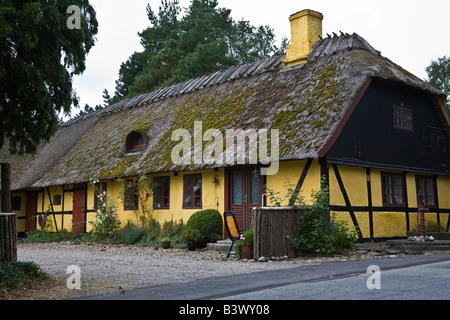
[1, 33, 448, 190]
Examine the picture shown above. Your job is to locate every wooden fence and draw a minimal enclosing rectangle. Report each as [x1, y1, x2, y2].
[253, 207, 306, 259]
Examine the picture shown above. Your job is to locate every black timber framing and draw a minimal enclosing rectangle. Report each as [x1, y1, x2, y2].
[290, 159, 313, 205]
[366, 168, 374, 241]
[332, 163, 363, 240]
[46, 187, 59, 232]
[402, 171, 410, 232]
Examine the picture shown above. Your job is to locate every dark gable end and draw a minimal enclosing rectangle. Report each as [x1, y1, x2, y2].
[1, 33, 448, 189]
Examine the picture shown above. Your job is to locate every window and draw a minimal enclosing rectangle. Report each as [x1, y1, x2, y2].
[416, 176, 436, 207]
[53, 194, 62, 206]
[381, 172, 405, 206]
[125, 131, 146, 153]
[11, 196, 21, 211]
[154, 176, 170, 209]
[124, 180, 139, 210]
[183, 174, 202, 209]
[393, 104, 413, 131]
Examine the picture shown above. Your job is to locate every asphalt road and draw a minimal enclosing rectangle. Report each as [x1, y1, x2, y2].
[80, 253, 450, 301]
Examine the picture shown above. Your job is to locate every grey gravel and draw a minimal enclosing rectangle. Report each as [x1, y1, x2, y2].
[15, 242, 404, 298]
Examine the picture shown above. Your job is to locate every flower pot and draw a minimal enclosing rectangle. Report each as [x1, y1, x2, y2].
[187, 242, 196, 251]
[161, 241, 171, 249]
[240, 245, 253, 259]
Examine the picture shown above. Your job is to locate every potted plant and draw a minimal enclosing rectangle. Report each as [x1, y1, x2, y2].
[236, 229, 254, 259]
[160, 237, 171, 249]
[181, 227, 202, 251]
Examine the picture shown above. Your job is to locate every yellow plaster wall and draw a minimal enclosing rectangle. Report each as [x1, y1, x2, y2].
[266, 160, 321, 206]
[37, 186, 73, 232]
[86, 169, 226, 228]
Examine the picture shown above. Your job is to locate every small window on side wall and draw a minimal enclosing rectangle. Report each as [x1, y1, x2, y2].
[125, 131, 146, 153]
[416, 175, 436, 208]
[393, 103, 413, 131]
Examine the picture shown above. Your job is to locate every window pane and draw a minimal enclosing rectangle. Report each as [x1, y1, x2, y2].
[194, 197, 201, 207]
[184, 176, 191, 196]
[163, 178, 170, 198]
[232, 171, 243, 205]
[194, 185, 201, 197]
[250, 173, 261, 205]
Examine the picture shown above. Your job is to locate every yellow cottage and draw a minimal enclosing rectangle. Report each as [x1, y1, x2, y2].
[1, 9, 449, 241]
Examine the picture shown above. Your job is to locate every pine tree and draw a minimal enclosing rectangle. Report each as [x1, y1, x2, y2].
[0, 0, 98, 155]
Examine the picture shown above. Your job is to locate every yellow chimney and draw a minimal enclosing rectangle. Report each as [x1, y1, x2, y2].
[283, 9, 323, 66]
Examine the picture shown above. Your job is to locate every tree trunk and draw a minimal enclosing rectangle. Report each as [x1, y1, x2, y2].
[1, 163, 12, 213]
[0, 213, 18, 262]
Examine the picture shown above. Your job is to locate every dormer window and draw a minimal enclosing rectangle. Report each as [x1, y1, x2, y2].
[125, 131, 146, 153]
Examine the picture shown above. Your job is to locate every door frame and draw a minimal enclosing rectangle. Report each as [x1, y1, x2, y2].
[224, 166, 266, 234]
[72, 185, 87, 234]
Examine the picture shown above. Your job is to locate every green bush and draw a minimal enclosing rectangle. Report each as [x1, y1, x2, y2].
[22, 229, 72, 243]
[185, 209, 223, 247]
[0, 261, 45, 290]
[293, 182, 358, 254]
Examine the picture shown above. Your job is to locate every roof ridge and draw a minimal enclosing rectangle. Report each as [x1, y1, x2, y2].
[308, 32, 381, 62]
[61, 54, 285, 128]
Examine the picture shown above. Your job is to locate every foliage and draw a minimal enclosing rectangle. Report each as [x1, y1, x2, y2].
[119, 173, 159, 228]
[22, 229, 72, 243]
[292, 182, 358, 254]
[180, 227, 202, 243]
[185, 209, 223, 247]
[111, 0, 286, 101]
[426, 55, 450, 106]
[0, 0, 98, 155]
[234, 222, 253, 257]
[90, 180, 122, 239]
[0, 261, 45, 290]
[115, 219, 185, 248]
[411, 220, 446, 233]
[161, 236, 171, 242]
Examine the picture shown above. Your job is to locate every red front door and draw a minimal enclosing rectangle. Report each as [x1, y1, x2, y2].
[226, 167, 265, 233]
[72, 188, 86, 234]
[25, 192, 37, 232]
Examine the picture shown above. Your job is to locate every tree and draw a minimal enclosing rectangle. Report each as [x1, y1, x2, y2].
[0, 0, 98, 155]
[426, 56, 450, 107]
[113, 0, 284, 101]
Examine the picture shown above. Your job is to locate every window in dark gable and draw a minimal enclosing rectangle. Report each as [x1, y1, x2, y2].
[393, 103, 413, 131]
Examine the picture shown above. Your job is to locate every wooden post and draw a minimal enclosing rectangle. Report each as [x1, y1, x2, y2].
[0, 213, 18, 262]
[1, 163, 12, 213]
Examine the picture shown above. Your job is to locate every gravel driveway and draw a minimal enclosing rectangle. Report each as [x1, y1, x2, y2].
[15, 241, 387, 299]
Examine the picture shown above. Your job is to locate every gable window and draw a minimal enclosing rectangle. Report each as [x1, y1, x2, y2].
[381, 172, 405, 206]
[393, 104, 413, 131]
[124, 180, 139, 211]
[125, 131, 146, 153]
[183, 174, 202, 209]
[415, 175, 436, 207]
[154, 176, 170, 209]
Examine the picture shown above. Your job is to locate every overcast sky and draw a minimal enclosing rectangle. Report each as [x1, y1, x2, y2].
[71, 0, 450, 114]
